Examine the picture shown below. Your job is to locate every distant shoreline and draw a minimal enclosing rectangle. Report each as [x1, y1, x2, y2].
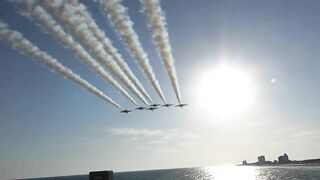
[238, 158, 320, 166]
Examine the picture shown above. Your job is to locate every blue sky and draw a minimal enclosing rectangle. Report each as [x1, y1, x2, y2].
[1, 0, 320, 179]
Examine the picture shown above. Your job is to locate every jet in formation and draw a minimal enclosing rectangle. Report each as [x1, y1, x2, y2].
[150, 103, 161, 107]
[135, 106, 146, 111]
[175, 103, 188, 108]
[120, 103, 188, 113]
[120, 109, 132, 113]
[146, 107, 158, 111]
[162, 103, 174, 107]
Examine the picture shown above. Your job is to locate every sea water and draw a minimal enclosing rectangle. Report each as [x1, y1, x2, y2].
[26, 165, 320, 180]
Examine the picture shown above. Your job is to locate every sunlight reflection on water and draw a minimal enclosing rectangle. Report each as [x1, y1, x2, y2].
[197, 165, 320, 180]
[204, 165, 258, 180]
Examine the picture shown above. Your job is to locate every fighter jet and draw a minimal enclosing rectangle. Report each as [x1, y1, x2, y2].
[120, 109, 132, 113]
[175, 103, 188, 108]
[135, 106, 146, 111]
[162, 103, 174, 107]
[150, 103, 161, 107]
[146, 107, 158, 111]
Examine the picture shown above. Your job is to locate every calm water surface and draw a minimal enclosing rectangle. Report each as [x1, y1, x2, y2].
[27, 165, 320, 180]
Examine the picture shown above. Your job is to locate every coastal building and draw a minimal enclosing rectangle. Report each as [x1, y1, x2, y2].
[278, 153, 290, 163]
[242, 160, 247, 165]
[258, 155, 266, 164]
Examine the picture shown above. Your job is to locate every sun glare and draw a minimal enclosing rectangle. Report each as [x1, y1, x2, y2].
[205, 165, 258, 179]
[195, 64, 255, 116]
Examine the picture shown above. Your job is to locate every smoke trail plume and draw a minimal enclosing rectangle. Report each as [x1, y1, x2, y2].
[41, 0, 150, 106]
[141, 0, 181, 103]
[11, 1, 138, 107]
[99, 0, 167, 103]
[0, 21, 123, 109]
[65, 0, 153, 104]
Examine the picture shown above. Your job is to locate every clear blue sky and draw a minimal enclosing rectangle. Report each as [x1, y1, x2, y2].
[1, 0, 320, 179]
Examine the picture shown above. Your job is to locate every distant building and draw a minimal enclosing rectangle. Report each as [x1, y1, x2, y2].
[278, 153, 290, 163]
[258, 155, 266, 164]
[242, 160, 247, 165]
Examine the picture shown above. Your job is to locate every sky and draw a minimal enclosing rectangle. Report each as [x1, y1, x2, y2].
[1, 0, 320, 179]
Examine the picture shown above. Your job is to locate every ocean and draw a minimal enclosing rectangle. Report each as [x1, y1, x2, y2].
[26, 165, 320, 180]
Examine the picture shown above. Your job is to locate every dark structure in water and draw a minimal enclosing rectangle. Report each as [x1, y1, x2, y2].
[89, 171, 113, 180]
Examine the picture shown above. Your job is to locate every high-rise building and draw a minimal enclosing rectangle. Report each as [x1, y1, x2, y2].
[258, 155, 266, 164]
[278, 153, 290, 163]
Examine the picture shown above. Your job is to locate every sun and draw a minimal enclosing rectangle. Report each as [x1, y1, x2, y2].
[195, 64, 255, 116]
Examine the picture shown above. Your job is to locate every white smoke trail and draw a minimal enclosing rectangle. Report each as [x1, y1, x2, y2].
[0, 21, 123, 110]
[41, 0, 150, 106]
[65, 0, 153, 104]
[11, 1, 139, 107]
[141, 0, 181, 103]
[99, 0, 167, 103]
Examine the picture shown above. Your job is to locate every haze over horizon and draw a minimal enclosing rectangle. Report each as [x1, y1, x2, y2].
[1, 0, 320, 179]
